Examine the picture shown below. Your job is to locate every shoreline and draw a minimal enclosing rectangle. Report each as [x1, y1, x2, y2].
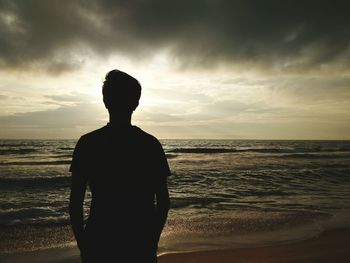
[159, 227, 350, 263]
[1, 227, 349, 263]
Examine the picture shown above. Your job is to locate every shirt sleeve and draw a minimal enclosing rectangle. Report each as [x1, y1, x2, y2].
[69, 137, 85, 173]
[155, 140, 171, 178]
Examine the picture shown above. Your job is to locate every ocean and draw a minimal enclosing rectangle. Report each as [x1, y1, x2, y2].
[1, 139, 350, 254]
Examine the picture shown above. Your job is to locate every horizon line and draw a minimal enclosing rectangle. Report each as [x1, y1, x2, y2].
[1, 138, 350, 141]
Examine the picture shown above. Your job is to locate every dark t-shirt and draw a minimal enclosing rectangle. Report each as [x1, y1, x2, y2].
[70, 124, 170, 251]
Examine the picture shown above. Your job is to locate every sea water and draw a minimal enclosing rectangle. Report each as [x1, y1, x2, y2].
[1, 139, 350, 253]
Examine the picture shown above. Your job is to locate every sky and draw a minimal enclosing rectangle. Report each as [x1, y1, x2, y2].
[0, 0, 349, 139]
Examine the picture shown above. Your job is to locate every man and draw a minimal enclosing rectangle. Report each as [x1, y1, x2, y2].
[69, 70, 171, 262]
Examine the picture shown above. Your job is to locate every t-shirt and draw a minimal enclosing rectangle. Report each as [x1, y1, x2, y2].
[70, 124, 170, 243]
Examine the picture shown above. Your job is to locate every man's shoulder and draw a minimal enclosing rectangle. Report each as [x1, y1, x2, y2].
[77, 125, 161, 146]
[79, 126, 108, 143]
[133, 126, 161, 146]
[79, 126, 162, 149]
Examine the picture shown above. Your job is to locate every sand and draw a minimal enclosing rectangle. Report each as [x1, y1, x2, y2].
[159, 228, 350, 263]
[1, 228, 349, 263]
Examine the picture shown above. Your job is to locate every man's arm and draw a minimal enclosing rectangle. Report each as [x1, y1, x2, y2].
[69, 171, 87, 254]
[154, 176, 170, 244]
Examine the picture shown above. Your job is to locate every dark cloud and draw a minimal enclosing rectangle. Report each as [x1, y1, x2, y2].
[0, 0, 349, 73]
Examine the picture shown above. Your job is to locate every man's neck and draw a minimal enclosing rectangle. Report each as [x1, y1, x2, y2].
[108, 113, 132, 127]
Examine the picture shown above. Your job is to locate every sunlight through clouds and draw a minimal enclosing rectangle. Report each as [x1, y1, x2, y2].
[0, 1, 349, 139]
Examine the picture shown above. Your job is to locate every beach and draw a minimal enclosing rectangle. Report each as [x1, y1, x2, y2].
[2, 0, 350, 260]
[159, 227, 350, 263]
[1, 227, 349, 263]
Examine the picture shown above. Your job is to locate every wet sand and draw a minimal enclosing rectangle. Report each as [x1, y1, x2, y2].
[1, 228, 349, 263]
[159, 228, 350, 263]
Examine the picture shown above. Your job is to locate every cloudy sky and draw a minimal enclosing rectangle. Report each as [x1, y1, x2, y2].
[0, 0, 349, 139]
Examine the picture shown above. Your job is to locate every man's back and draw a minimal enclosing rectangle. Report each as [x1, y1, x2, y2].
[70, 124, 170, 261]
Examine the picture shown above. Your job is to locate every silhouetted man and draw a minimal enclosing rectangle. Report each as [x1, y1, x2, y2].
[69, 70, 171, 263]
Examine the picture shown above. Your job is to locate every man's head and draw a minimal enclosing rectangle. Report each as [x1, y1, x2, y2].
[102, 70, 141, 114]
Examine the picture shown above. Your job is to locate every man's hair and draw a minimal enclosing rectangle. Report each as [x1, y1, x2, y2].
[102, 70, 141, 112]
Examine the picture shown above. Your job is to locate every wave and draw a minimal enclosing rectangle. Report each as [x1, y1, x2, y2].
[0, 160, 71, 166]
[169, 147, 295, 154]
[0, 143, 24, 147]
[165, 211, 332, 235]
[59, 147, 74, 150]
[165, 153, 178, 159]
[169, 147, 350, 154]
[0, 148, 37, 155]
[55, 154, 73, 158]
[0, 176, 70, 188]
[170, 148, 241, 153]
[0, 207, 69, 226]
[279, 153, 350, 159]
